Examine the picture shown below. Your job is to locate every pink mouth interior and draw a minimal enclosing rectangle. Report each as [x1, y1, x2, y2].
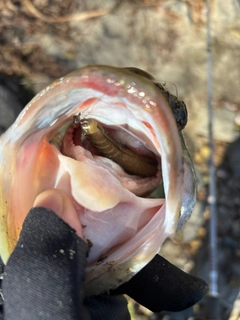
[51, 119, 165, 264]
[60, 121, 162, 197]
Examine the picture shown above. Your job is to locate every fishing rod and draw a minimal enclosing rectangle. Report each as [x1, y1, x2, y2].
[205, 0, 220, 318]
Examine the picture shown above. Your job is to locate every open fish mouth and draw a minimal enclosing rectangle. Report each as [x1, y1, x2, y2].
[0, 65, 196, 295]
[52, 110, 162, 197]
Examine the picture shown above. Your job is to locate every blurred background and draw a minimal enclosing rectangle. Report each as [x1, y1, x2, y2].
[0, 1, 240, 319]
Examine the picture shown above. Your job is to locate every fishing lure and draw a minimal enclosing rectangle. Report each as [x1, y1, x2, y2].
[73, 114, 158, 177]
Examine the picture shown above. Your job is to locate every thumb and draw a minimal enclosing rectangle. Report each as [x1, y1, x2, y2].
[33, 189, 83, 238]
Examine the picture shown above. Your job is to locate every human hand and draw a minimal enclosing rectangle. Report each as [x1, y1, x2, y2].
[1, 190, 130, 320]
[1, 190, 207, 320]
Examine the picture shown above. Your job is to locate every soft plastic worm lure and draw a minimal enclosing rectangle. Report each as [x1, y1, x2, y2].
[74, 115, 158, 177]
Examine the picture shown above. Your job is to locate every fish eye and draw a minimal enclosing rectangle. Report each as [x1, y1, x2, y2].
[153, 83, 188, 131]
[171, 101, 188, 131]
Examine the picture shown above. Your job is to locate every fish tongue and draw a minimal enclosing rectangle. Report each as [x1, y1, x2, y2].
[56, 154, 123, 212]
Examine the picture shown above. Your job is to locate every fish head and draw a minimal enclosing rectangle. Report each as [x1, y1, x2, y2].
[0, 65, 196, 294]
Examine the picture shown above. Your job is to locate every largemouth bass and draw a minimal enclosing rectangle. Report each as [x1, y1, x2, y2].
[0, 65, 196, 295]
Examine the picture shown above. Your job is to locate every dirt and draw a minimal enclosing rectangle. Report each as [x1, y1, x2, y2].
[0, 0, 240, 319]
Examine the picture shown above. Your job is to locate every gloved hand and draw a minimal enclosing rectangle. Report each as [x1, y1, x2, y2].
[0, 190, 208, 320]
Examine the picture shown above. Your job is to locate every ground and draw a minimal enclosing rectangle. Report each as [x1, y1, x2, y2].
[0, 1, 240, 319]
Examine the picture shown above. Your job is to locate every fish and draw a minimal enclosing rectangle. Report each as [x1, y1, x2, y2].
[0, 65, 196, 295]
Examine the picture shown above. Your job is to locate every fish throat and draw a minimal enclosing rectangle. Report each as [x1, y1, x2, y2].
[52, 113, 162, 197]
[77, 116, 158, 177]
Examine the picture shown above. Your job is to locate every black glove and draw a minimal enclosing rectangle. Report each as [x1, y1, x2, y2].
[112, 253, 208, 312]
[1, 203, 207, 320]
[1, 207, 130, 320]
